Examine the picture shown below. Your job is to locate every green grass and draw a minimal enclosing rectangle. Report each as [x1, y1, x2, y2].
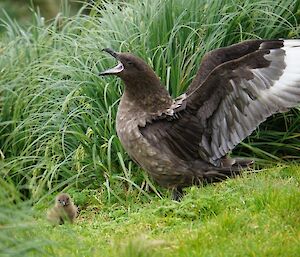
[1, 165, 299, 256]
[0, 0, 299, 199]
[0, 0, 300, 255]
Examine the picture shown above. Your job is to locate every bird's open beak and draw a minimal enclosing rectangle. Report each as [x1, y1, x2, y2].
[99, 48, 124, 76]
[99, 62, 124, 76]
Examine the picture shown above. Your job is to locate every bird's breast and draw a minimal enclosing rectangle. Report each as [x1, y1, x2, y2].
[116, 107, 155, 161]
[116, 106, 193, 188]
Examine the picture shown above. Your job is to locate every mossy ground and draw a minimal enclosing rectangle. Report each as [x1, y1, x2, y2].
[2, 165, 298, 257]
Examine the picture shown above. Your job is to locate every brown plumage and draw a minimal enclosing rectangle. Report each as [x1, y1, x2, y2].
[100, 40, 300, 200]
[47, 193, 78, 225]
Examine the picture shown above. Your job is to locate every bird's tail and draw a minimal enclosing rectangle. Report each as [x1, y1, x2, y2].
[203, 157, 254, 183]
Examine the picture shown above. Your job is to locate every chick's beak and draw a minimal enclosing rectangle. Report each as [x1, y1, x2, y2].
[99, 48, 124, 76]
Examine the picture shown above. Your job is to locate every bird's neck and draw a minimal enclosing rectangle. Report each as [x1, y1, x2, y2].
[122, 77, 173, 113]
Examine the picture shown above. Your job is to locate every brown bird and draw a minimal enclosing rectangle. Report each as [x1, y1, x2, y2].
[100, 40, 300, 200]
[47, 193, 78, 225]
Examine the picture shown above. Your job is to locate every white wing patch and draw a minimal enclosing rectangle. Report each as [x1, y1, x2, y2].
[261, 42, 300, 107]
[209, 40, 300, 164]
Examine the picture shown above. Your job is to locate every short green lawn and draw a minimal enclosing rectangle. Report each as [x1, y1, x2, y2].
[2, 165, 299, 257]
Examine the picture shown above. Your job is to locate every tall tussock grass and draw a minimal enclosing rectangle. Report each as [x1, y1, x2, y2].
[0, 0, 300, 199]
[0, 178, 54, 256]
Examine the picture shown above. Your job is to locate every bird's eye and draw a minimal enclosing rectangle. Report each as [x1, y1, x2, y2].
[127, 61, 133, 65]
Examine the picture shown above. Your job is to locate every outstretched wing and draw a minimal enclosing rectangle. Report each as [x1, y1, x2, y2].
[186, 39, 271, 93]
[140, 39, 300, 166]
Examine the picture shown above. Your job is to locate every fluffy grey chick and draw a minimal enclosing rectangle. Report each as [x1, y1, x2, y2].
[47, 193, 78, 225]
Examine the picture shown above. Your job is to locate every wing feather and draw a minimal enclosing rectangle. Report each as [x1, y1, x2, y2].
[140, 39, 300, 166]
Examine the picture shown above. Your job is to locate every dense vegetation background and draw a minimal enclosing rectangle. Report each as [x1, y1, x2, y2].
[0, 0, 299, 256]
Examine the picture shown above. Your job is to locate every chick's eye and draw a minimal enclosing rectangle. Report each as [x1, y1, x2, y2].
[127, 61, 133, 65]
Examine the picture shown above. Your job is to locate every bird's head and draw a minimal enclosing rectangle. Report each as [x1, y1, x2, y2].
[99, 48, 172, 111]
[56, 193, 71, 207]
[99, 48, 159, 84]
